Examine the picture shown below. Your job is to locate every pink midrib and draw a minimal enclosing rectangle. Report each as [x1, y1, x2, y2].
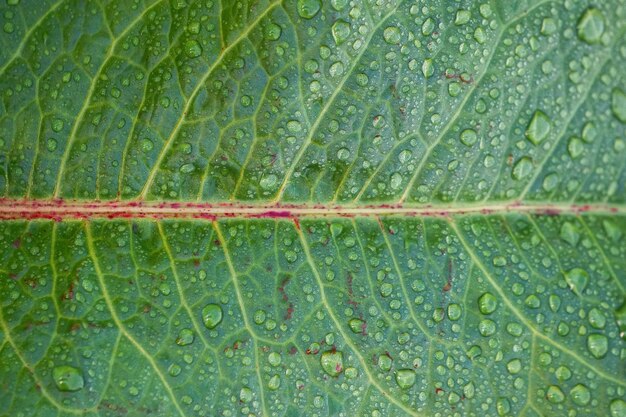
[0, 199, 622, 221]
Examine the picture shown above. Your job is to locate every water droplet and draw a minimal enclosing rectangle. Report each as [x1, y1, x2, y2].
[602, 220, 622, 242]
[179, 163, 194, 173]
[454, 10, 470, 25]
[478, 292, 497, 314]
[52, 118, 64, 132]
[348, 318, 365, 333]
[320, 350, 343, 377]
[493, 397, 510, 416]
[612, 88, 626, 123]
[53, 365, 84, 392]
[555, 365, 571, 381]
[329, 61, 344, 77]
[492, 256, 506, 266]
[332, 20, 351, 45]
[564, 268, 588, 295]
[525, 110, 551, 145]
[168, 363, 182, 376]
[378, 354, 392, 371]
[47, 138, 58, 152]
[506, 359, 521, 374]
[542, 173, 559, 191]
[447, 304, 462, 321]
[176, 328, 194, 346]
[268, 374, 281, 390]
[478, 319, 496, 336]
[587, 333, 608, 358]
[422, 59, 434, 78]
[610, 399, 626, 417]
[512, 156, 533, 180]
[570, 384, 591, 406]
[3, 22, 14, 33]
[297, 0, 321, 19]
[268, 352, 281, 367]
[567, 137, 584, 159]
[264, 23, 282, 41]
[560, 221, 580, 246]
[201, 303, 223, 329]
[390, 172, 403, 190]
[577, 8, 605, 44]
[422, 18, 435, 36]
[383, 26, 401, 45]
[287, 120, 302, 132]
[541, 18, 557, 36]
[460, 129, 478, 146]
[546, 385, 565, 404]
[588, 308, 606, 329]
[184, 40, 202, 58]
[395, 369, 416, 389]
[614, 301, 626, 341]
[474, 27, 486, 44]
[239, 386, 253, 403]
[466, 345, 482, 360]
[337, 147, 350, 160]
[330, 0, 347, 11]
[260, 173, 277, 189]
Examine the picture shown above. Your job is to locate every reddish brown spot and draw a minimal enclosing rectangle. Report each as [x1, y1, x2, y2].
[435, 387, 444, 394]
[289, 346, 297, 355]
[12, 238, 20, 248]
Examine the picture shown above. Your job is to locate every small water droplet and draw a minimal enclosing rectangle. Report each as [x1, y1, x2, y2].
[555, 365, 571, 381]
[390, 172, 403, 190]
[52, 118, 65, 132]
[348, 318, 365, 333]
[336, 147, 350, 160]
[546, 385, 565, 404]
[53, 365, 84, 392]
[297, 0, 321, 19]
[587, 333, 608, 358]
[478, 292, 497, 314]
[512, 156, 533, 180]
[570, 384, 591, 406]
[168, 363, 182, 376]
[506, 359, 522, 374]
[454, 10, 470, 25]
[612, 88, 626, 123]
[478, 319, 496, 336]
[447, 304, 462, 321]
[201, 304, 223, 329]
[378, 354, 392, 371]
[176, 328, 195, 346]
[264, 23, 282, 40]
[179, 163, 194, 173]
[567, 137, 584, 159]
[525, 110, 551, 145]
[260, 173, 277, 189]
[422, 58, 434, 78]
[332, 20, 351, 45]
[268, 374, 281, 390]
[564, 268, 588, 295]
[47, 138, 58, 152]
[460, 129, 478, 146]
[320, 350, 343, 377]
[383, 26, 401, 45]
[184, 40, 202, 58]
[395, 369, 416, 389]
[239, 386, 253, 403]
[588, 308, 606, 329]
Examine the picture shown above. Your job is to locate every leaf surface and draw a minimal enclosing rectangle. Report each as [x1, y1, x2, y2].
[0, 0, 625, 416]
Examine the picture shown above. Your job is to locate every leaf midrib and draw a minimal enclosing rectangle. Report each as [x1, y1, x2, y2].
[0, 199, 623, 220]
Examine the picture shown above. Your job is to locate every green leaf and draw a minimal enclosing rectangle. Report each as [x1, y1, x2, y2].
[1, 0, 625, 416]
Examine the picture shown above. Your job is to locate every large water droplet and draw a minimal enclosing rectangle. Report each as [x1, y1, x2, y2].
[176, 328, 195, 346]
[297, 0, 321, 19]
[460, 129, 478, 146]
[512, 157, 533, 180]
[587, 333, 608, 358]
[564, 268, 588, 295]
[264, 23, 282, 41]
[184, 40, 202, 58]
[612, 88, 626, 123]
[546, 385, 565, 403]
[588, 308, 606, 329]
[53, 365, 84, 392]
[478, 319, 496, 336]
[332, 20, 351, 45]
[478, 292, 497, 314]
[577, 8, 605, 44]
[320, 350, 343, 377]
[610, 399, 626, 416]
[525, 110, 551, 145]
[239, 386, 253, 403]
[560, 221, 580, 246]
[570, 384, 591, 406]
[201, 304, 223, 329]
[383, 26, 401, 45]
[395, 369, 416, 389]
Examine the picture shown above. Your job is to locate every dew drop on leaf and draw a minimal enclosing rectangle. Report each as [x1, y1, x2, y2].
[546, 385, 565, 403]
[577, 8, 605, 44]
[610, 399, 626, 416]
[184, 40, 202, 58]
[268, 375, 281, 390]
[53, 365, 84, 392]
[478, 319, 496, 336]
[525, 110, 551, 145]
[570, 384, 591, 406]
[348, 318, 365, 333]
[460, 129, 477, 146]
[201, 303, 223, 329]
[564, 268, 588, 295]
[586, 334, 608, 358]
[332, 20, 350, 45]
[320, 350, 343, 377]
[297, 0, 321, 19]
[264, 23, 282, 41]
[478, 292, 497, 314]
[383, 26, 401, 45]
[176, 328, 195, 346]
[239, 386, 253, 403]
[395, 369, 416, 389]
[612, 88, 626, 123]
[560, 222, 580, 246]
[512, 157, 533, 180]
[454, 10, 470, 25]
